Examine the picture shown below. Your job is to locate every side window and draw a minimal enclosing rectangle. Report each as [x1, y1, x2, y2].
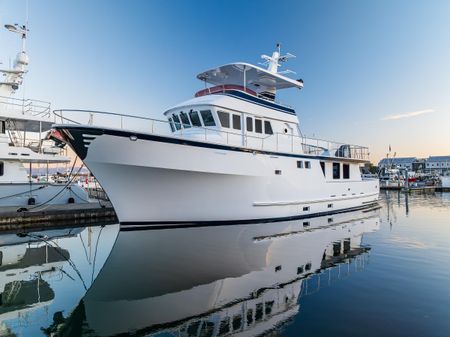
[172, 114, 181, 130]
[200, 110, 216, 126]
[179, 112, 191, 128]
[264, 121, 273, 135]
[305, 161, 311, 169]
[168, 118, 175, 132]
[189, 111, 202, 127]
[320, 161, 325, 176]
[333, 162, 340, 179]
[0, 121, 5, 134]
[255, 119, 262, 133]
[218, 111, 230, 128]
[246, 117, 253, 132]
[297, 161, 303, 168]
[0, 161, 4, 176]
[343, 163, 350, 179]
[232, 114, 241, 130]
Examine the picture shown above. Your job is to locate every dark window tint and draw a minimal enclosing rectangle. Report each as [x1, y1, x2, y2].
[343, 163, 350, 179]
[320, 161, 325, 176]
[189, 111, 202, 127]
[255, 119, 262, 133]
[305, 161, 311, 169]
[232, 114, 241, 130]
[297, 161, 303, 168]
[218, 111, 230, 128]
[0, 162, 3, 176]
[264, 121, 273, 135]
[168, 118, 175, 132]
[246, 117, 253, 132]
[200, 110, 216, 126]
[303, 206, 310, 211]
[179, 112, 191, 128]
[172, 114, 181, 130]
[333, 162, 340, 179]
[0, 121, 5, 134]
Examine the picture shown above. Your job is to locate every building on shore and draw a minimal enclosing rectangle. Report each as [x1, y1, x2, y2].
[378, 156, 450, 174]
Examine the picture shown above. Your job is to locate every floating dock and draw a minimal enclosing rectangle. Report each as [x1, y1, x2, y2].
[0, 202, 117, 232]
[381, 186, 450, 192]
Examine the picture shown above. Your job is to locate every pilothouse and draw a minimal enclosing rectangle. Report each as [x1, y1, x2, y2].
[55, 44, 379, 228]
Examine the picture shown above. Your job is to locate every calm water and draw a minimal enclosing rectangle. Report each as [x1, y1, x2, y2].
[0, 192, 449, 337]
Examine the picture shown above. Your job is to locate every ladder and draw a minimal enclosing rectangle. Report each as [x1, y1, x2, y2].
[6, 118, 23, 146]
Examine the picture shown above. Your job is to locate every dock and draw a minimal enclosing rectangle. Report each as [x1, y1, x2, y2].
[0, 202, 117, 232]
[381, 186, 450, 192]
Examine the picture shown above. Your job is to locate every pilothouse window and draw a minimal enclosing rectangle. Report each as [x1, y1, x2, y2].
[255, 119, 262, 133]
[200, 110, 216, 126]
[0, 162, 3, 176]
[168, 118, 175, 132]
[246, 117, 253, 132]
[343, 164, 350, 179]
[189, 111, 202, 127]
[218, 111, 230, 128]
[179, 112, 191, 128]
[232, 114, 241, 130]
[172, 114, 181, 130]
[264, 121, 273, 135]
[0, 121, 5, 134]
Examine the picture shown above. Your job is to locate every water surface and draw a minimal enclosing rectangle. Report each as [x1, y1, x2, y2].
[1, 192, 449, 336]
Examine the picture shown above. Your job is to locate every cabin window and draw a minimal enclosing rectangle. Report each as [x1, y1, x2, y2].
[168, 118, 175, 132]
[320, 161, 325, 176]
[232, 114, 241, 130]
[343, 164, 350, 179]
[246, 117, 253, 132]
[303, 206, 310, 212]
[218, 110, 230, 128]
[264, 121, 273, 135]
[255, 119, 262, 133]
[305, 161, 311, 169]
[333, 162, 340, 179]
[179, 112, 191, 128]
[200, 110, 216, 126]
[0, 121, 5, 134]
[297, 161, 303, 168]
[172, 114, 182, 130]
[189, 111, 202, 127]
[0, 162, 3, 176]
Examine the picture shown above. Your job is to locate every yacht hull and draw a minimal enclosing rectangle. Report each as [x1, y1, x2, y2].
[57, 125, 379, 227]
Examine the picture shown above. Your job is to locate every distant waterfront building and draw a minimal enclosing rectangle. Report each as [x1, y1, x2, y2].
[378, 156, 450, 174]
[378, 157, 417, 170]
[425, 156, 450, 174]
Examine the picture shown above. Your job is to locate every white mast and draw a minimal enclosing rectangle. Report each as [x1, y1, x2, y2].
[260, 43, 296, 74]
[0, 23, 29, 97]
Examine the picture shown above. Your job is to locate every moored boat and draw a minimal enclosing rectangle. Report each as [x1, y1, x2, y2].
[55, 45, 379, 227]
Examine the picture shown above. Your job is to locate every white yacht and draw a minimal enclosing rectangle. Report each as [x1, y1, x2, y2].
[0, 23, 90, 207]
[55, 45, 379, 227]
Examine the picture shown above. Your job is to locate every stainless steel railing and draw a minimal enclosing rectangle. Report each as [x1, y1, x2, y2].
[53, 109, 370, 161]
[0, 95, 51, 117]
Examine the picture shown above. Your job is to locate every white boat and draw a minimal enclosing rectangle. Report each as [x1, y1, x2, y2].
[441, 175, 450, 188]
[55, 45, 379, 227]
[0, 23, 90, 207]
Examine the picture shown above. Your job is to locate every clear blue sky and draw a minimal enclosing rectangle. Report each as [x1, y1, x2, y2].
[1, 0, 449, 163]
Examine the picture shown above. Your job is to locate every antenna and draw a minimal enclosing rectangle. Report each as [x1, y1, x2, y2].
[260, 43, 296, 74]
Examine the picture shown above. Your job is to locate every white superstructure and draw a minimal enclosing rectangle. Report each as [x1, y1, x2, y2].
[0, 23, 90, 207]
[55, 45, 379, 227]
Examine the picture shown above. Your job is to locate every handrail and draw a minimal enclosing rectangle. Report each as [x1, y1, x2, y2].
[53, 109, 370, 161]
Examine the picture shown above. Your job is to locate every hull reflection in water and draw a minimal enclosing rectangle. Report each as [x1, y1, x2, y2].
[0, 225, 119, 336]
[56, 208, 380, 336]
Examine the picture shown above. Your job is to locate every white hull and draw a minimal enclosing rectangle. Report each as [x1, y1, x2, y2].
[0, 182, 90, 206]
[60, 126, 379, 226]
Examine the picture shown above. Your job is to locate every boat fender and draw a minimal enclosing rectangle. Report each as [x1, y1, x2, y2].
[27, 197, 36, 205]
[68, 197, 75, 204]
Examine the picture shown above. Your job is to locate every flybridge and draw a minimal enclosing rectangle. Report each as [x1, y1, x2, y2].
[197, 44, 303, 102]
